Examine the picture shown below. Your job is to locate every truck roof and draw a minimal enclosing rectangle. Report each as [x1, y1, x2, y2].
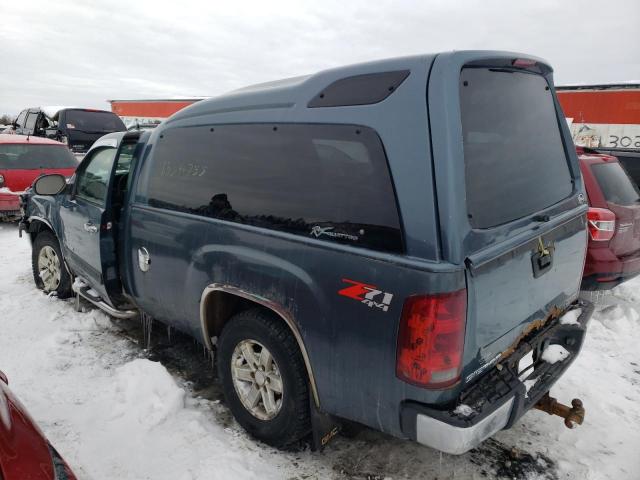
[166, 51, 550, 125]
[167, 53, 437, 123]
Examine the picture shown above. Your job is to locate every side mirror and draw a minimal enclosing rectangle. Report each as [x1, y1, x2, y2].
[33, 174, 67, 196]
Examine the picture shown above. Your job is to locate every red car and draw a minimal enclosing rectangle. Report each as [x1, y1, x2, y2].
[0, 370, 77, 479]
[578, 146, 640, 290]
[0, 134, 77, 220]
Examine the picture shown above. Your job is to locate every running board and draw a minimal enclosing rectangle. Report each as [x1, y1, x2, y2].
[72, 281, 138, 319]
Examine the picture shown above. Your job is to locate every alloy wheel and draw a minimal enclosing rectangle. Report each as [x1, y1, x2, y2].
[37, 245, 61, 292]
[231, 339, 284, 420]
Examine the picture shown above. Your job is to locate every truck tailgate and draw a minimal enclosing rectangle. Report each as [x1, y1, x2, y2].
[465, 215, 587, 377]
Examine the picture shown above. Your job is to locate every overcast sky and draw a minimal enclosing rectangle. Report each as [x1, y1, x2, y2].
[1, 0, 638, 116]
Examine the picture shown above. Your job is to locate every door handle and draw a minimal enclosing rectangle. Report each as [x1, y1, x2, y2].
[83, 222, 98, 233]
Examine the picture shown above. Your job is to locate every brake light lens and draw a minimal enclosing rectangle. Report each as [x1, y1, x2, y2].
[396, 290, 467, 388]
[512, 58, 537, 68]
[587, 207, 616, 241]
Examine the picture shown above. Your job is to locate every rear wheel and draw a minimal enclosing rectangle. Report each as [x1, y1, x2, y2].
[32, 231, 73, 298]
[217, 308, 311, 448]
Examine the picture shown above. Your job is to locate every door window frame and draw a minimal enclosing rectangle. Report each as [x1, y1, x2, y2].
[15, 110, 27, 127]
[73, 146, 117, 207]
[24, 110, 39, 133]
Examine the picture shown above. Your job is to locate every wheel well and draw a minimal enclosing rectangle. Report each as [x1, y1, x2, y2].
[202, 290, 256, 340]
[28, 220, 55, 242]
[200, 286, 320, 406]
[28, 220, 72, 277]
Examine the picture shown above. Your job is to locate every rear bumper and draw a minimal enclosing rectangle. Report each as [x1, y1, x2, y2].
[400, 300, 593, 454]
[412, 397, 515, 455]
[0, 193, 20, 213]
[582, 248, 640, 290]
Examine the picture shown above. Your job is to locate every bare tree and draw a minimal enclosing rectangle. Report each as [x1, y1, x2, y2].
[0, 114, 15, 125]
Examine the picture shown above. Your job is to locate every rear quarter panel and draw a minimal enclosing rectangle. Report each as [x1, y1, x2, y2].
[126, 204, 465, 435]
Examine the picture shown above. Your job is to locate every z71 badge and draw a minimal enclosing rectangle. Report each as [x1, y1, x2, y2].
[338, 279, 393, 312]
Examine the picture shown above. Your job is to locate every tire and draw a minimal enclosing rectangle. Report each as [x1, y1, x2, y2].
[32, 231, 73, 299]
[217, 308, 311, 448]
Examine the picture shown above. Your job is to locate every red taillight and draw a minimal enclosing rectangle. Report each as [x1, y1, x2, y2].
[396, 290, 467, 388]
[512, 58, 537, 68]
[587, 207, 616, 241]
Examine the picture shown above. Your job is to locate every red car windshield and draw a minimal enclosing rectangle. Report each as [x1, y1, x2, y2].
[0, 144, 78, 169]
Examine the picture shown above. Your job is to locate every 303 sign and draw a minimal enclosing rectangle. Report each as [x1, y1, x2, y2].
[608, 135, 640, 148]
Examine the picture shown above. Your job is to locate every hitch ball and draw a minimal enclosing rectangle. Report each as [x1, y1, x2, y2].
[534, 393, 585, 428]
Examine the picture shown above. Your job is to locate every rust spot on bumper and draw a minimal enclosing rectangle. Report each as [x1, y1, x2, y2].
[499, 306, 563, 361]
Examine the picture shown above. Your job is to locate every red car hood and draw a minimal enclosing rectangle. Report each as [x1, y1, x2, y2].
[0, 378, 76, 479]
[0, 168, 76, 193]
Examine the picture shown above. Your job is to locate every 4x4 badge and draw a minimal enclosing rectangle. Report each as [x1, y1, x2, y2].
[338, 279, 393, 312]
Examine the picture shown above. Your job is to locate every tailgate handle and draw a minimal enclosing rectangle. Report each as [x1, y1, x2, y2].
[531, 238, 554, 278]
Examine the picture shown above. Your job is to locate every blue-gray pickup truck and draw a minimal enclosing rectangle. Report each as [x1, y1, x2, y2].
[21, 50, 593, 454]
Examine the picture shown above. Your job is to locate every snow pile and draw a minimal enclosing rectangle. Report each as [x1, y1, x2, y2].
[598, 304, 639, 333]
[613, 282, 640, 304]
[541, 344, 571, 364]
[108, 359, 186, 429]
[453, 404, 476, 417]
[559, 308, 582, 325]
[522, 378, 538, 398]
[0, 187, 23, 195]
[0, 225, 315, 480]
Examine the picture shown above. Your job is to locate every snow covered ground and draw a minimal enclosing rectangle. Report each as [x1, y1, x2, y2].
[0, 222, 639, 480]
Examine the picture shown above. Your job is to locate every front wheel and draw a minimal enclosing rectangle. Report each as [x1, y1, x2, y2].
[217, 308, 311, 448]
[31, 231, 73, 298]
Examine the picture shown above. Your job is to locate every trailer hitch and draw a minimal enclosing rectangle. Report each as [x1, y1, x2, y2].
[534, 393, 585, 428]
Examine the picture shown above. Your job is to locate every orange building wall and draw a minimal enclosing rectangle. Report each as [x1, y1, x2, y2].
[110, 100, 199, 118]
[557, 90, 640, 125]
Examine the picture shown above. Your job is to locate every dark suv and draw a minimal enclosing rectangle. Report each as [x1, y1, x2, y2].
[22, 51, 592, 454]
[12, 107, 126, 155]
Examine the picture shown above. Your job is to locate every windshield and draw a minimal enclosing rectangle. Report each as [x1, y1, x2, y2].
[0, 144, 78, 169]
[64, 110, 126, 133]
[591, 162, 640, 206]
[460, 67, 573, 228]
